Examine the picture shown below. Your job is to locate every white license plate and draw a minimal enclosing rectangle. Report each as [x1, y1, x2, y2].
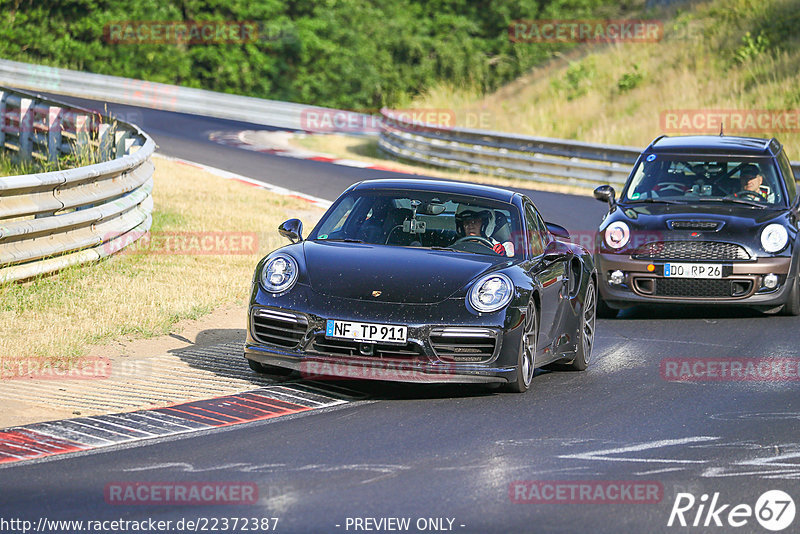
[326, 320, 407, 344]
[663, 263, 722, 278]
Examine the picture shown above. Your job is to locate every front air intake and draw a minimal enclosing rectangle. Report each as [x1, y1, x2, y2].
[430, 328, 498, 362]
[251, 308, 308, 348]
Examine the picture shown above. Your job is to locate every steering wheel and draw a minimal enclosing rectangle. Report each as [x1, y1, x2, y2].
[730, 190, 765, 202]
[451, 235, 495, 249]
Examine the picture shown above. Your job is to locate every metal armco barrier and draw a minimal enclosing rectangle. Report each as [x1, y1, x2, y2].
[0, 87, 154, 282]
[378, 109, 800, 187]
[3, 58, 797, 187]
[0, 58, 369, 131]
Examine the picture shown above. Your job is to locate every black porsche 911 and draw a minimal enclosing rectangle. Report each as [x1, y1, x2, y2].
[594, 135, 799, 317]
[245, 179, 597, 392]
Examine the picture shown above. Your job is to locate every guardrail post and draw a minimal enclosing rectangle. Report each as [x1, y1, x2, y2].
[18, 97, 33, 161]
[47, 106, 63, 162]
[98, 122, 113, 161]
[115, 130, 131, 159]
[0, 91, 6, 150]
[74, 113, 89, 158]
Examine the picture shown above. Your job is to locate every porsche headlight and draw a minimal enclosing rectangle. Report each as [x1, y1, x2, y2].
[468, 273, 514, 313]
[760, 224, 788, 253]
[261, 254, 299, 293]
[604, 221, 630, 249]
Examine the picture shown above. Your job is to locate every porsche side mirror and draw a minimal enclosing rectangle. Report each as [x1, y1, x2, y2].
[279, 219, 303, 243]
[594, 185, 616, 208]
[545, 222, 570, 240]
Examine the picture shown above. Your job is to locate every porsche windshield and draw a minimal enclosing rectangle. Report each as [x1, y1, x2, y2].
[308, 190, 522, 257]
[624, 156, 787, 207]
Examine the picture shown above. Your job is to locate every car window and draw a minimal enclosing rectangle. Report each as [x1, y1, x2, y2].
[308, 189, 521, 257]
[316, 195, 356, 236]
[777, 151, 797, 203]
[624, 155, 786, 206]
[525, 204, 545, 257]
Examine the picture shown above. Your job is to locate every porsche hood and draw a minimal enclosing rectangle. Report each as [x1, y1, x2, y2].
[301, 241, 510, 304]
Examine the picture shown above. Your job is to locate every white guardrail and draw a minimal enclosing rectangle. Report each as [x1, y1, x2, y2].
[377, 109, 800, 189]
[0, 87, 154, 283]
[2, 57, 797, 193]
[0, 58, 364, 131]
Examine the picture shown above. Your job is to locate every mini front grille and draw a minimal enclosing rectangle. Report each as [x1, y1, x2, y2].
[653, 278, 753, 298]
[310, 336, 423, 359]
[430, 328, 497, 362]
[632, 241, 750, 261]
[251, 309, 308, 348]
[668, 220, 722, 231]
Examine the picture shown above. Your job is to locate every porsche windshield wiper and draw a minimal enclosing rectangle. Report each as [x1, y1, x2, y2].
[628, 198, 687, 205]
[428, 246, 468, 253]
[320, 238, 365, 243]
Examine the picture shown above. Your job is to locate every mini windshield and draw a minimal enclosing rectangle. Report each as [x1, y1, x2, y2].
[308, 190, 522, 257]
[623, 155, 786, 207]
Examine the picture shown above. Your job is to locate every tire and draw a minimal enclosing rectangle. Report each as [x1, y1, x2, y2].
[780, 272, 800, 316]
[504, 300, 538, 393]
[247, 358, 295, 376]
[596, 293, 618, 319]
[567, 280, 596, 371]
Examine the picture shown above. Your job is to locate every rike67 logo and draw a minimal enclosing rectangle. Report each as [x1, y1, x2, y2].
[668, 490, 795, 531]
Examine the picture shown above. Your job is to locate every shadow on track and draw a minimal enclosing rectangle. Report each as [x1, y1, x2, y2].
[167, 328, 558, 401]
[612, 304, 777, 321]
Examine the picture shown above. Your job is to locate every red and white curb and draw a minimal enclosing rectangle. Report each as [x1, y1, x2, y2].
[209, 130, 410, 173]
[0, 384, 351, 466]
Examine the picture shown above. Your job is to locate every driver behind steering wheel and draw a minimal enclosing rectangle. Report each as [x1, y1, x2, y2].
[734, 164, 767, 201]
[454, 204, 514, 256]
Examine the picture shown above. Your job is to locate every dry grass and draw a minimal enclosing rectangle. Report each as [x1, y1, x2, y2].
[0, 156, 324, 364]
[291, 133, 595, 197]
[411, 0, 800, 157]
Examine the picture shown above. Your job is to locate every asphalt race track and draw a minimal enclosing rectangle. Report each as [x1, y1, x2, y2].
[1, 97, 798, 533]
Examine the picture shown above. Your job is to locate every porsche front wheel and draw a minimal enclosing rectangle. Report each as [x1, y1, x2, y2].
[567, 280, 596, 371]
[505, 301, 538, 393]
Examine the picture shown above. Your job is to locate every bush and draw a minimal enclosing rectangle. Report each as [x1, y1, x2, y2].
[0, 0, 622, 110]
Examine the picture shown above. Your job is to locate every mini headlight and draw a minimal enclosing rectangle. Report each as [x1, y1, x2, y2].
[604, 221, 630, 249]
[468, 273, 514, 313]
[760, 224, 788, 253]
[261, 254, 299, 293]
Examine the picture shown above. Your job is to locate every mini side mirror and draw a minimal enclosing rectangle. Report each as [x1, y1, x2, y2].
[594, 185, 616, 208]
[279, 219, 303, 243]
